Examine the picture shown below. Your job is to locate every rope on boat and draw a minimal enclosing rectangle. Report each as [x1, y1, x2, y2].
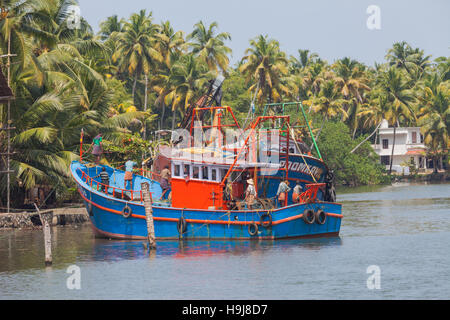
[242, 81, 260, 129]
[187, 209, 245, 236]
[286, 123, 317, 183]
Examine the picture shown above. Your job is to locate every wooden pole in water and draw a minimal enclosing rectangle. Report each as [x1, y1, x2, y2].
[34, 203, 53, 266]
[141, 182, 156, 249]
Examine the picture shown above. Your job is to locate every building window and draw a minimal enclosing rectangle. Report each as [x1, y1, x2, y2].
[412, 132, 417, 144]
[419, 156, 424, 168]
[380, 155, 390, 165]
[382, 139, 389, 149]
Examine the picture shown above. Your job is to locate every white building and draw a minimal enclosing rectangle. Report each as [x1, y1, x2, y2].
[371, 119, 444, 174]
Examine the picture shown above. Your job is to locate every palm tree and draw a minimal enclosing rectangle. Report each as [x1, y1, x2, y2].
[300, 61, 331, 101]
[386, 41, 416, 75]
[0, 32, 143, 200]
[112, 10, 162, 103]
[187, 21, 231, 74]
[0, 0, 59, 69]
[417, 77, 449, 172]
[332, 57, 371, 138]
[166, 53, 212, 125]
[435, 56, 450, 82]
[351, 89, 390, 153]
[155, 21, 185, 69]
[239, 35, 289, 104]
[379, 67, 416, 174]
[152, 22, 185, 129]
[99, 15, 123, 41]
[290, 49, 319, 72]
[310, 79, 347, 142]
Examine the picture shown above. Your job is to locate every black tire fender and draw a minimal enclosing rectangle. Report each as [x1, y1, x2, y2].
[260, 212, 272, 228]
[315, 209, 327, 225]
[122, 204, 132, 218]
[177, 216, 187, 235]
[248, 222, 259, 236]
[302, 209, 315, 224]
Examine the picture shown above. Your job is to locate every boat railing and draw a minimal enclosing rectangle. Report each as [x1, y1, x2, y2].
[139, 168, 161, 180]
[299, 183, 326, 203]
[78, 169, 156, 202]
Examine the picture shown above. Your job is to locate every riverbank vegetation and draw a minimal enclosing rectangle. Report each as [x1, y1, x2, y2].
[0, 0, 449, 207]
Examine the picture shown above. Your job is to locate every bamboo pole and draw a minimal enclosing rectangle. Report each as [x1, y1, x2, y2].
[34, 203, 53, 266]
[141, 182, 156, 249]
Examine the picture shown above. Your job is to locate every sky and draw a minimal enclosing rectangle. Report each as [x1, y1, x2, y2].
[77, 0, 449, 67]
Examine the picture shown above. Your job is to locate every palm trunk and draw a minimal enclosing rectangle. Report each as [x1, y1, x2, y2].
[132, 76, 137, 104]
[310, 115, 327, 150]
[171, 108, 176, 130]
[160, 100, 166, 129]
[389, 125, 397, 175]
[143, 74, 148, 141]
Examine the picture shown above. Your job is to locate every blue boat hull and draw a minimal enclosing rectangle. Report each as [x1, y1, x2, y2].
[72, 161, 342, 240]
[259, 154, 328, 204]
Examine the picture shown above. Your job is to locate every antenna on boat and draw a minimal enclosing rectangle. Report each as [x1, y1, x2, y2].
[179, 75, 225, 129]
[243, 81, 260, 129]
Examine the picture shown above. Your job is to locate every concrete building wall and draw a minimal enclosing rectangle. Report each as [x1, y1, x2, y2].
[371, 122, 432, 174]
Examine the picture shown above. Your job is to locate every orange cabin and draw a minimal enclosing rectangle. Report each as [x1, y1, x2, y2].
[170, 160, 230, 210]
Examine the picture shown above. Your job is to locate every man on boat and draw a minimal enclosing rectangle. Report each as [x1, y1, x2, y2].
[94, 167, 109, 193]
[88, 133, 103, 164]
[245, 179, 256, 210]
[276, 179, 291, 207]
[160, 165, 171, 200]
[292, 181, 303, 203]
[223, 176, 237, 210]
[124, 158, 136, 190]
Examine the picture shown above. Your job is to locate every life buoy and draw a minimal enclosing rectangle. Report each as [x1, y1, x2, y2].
[122, 204, 132, 218]
[315, 209, 327, 225]
[260, 212, 272, 228]
[302, 209, 315, 224]
[248, 222, 258, 236]
[177, 217, 187, 235]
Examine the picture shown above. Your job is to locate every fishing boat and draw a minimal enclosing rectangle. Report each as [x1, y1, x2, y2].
[71, 106, 343, 240]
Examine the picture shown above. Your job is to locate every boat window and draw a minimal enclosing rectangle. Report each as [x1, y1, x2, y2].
[184, 164, 190, 177]
[211, 168, 217, 181]
[192, 166, 200, 179]
[220, 168, 228, 181]
[174, 164, 181, 177]
[202, 166, 209, 180]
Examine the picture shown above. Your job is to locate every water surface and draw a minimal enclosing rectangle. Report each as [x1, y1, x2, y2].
[1, 182, 449, 299]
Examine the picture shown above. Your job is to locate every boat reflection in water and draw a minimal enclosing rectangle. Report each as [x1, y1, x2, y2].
[90, 237, 343, 262]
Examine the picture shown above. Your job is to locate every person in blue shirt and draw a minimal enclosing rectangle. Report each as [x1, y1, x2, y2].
[124, 158, 136, 190]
